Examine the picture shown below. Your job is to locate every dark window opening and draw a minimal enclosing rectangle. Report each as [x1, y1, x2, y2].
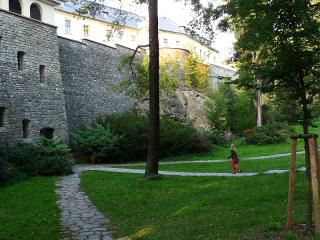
[39, 65, 45, 83]
[22, 119, 31, 138]
[0, 107, 6, 128]
[17, 51, 25, 70]
[30, 3, 41, 21]
[40, 127, 54, 139]
[9, 0, 22, 14]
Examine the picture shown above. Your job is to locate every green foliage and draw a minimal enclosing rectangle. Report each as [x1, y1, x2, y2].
[245, 123, 290, 145]
[0, 156, 16, 185]
[5, 137, 72, 177]
[97, 111, 204, 162]
[72, 123, 121, 163]
[118, 52, 210, 99]
[205, 83, 255, 142]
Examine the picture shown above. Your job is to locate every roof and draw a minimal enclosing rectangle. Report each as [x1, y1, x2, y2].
[56, 2, 143, 29]
[158, 17, 185, 34]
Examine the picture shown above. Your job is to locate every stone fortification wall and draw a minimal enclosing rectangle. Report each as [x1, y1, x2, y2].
[58, 38, 136, 133]
[0, 9, 69, 147]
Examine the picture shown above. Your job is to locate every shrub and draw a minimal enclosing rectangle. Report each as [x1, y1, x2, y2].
[72, 123, 121, 163]
[0, 156, 16, 185]
[95, 112, 205, 162]
[5, 137, 72, 176]
[245, 123, 290, 145]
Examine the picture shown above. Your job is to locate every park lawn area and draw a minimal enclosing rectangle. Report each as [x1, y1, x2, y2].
[118, 155, 306, 173]
[81, 171, 318, 240]
[0, 177, 60, 240]
[161, 121, 320, 162]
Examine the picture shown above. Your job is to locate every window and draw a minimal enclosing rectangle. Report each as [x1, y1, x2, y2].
[0, 107, 6, 128]
[39, 65, 45, 83]
[131, 35, 136, 42]
[65, 19, 71, 34]
[9, 0, 21, 14]
[102, 11, 108, 18]
[22, 119, 31, 138]
[163, 39, 168, 46]
[30, 3, 41, 21]
[83, 25, 89, 38]
[118, 30, 124, 40]
[17, 51, 25, 70]
[176, 41, 180, 47]
[106, 29, 112, 41]
[40, 128, 54, 139]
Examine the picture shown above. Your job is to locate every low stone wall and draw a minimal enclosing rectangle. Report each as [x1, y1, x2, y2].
[0, 10, 69, 147]
[58, 38, 136, 133]
[210, 64, 238, 86]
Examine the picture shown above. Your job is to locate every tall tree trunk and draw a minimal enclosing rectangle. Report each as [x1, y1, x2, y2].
[299, 74, 312, 232]
[256, 79, 262, 127]
[145, 0, 159, 177]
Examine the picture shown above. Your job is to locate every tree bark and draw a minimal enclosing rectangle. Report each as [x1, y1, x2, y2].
[299, 74, 312, 232]
[145, 0, 159, 177]
[256, 79, 262, 127]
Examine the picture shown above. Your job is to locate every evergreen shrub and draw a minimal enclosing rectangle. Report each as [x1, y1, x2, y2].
[5, 137, 72, 176]
[245, 123, 290, 145]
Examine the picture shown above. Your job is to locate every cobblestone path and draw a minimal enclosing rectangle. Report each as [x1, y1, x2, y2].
[56, 173, 112, 240]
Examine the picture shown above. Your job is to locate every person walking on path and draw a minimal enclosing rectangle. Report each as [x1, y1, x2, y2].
[228, 144, 241, 174]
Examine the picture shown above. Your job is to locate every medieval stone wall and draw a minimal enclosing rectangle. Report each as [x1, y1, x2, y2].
[58, 37, 136, 133]
[0, 9, 69, 147]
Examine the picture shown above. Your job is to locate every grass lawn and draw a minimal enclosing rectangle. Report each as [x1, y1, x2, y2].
[161, 121, 320, 162]
[120, 155, 306, 173]
[81, 171, 319, 240]
[0, 177, 60, 240]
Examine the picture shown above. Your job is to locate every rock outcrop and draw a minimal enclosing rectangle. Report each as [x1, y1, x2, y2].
[139, 89, 209, 130]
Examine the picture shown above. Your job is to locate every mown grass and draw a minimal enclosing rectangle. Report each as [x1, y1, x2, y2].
[81, 171, 319, 240]
[0, 177, 60, 240]
[120, 155, 306, 173]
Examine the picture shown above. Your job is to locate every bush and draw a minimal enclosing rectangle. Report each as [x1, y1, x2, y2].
[5, 137, 72, 177]
[245, 123, 290, 145]
[0, 156, 16, 185]
[93, 111, 205, 162]
[72, 123, 121, 163]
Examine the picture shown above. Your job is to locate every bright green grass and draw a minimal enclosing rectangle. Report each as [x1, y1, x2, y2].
[120, 155, 306, 173]
[81, 172, 317, 240]
[161, 121, 320, 162]
[0, 177, 60, 240]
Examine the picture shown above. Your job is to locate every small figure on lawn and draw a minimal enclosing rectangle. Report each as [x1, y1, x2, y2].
[228, 144, 241, 174]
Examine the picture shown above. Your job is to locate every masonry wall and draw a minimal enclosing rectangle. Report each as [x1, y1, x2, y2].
[0, 9, 69, 147]
[58, 38, 136, 133]
[210, 64, 238, 87]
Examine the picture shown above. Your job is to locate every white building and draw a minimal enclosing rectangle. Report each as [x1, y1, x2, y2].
[54, 1, 219, 64]
[0, 0, 58, 25]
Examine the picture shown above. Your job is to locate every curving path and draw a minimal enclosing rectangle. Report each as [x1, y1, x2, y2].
[56, 152, 305, 239]
[56, 173, 112, 240]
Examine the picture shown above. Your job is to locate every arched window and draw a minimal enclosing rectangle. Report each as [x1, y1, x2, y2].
[40, 127, 54, 139]
[9, 0, 21, 14]
[30, 3, 41, 21]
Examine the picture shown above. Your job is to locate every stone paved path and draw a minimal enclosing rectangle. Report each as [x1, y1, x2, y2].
[56, 173, 112, 240]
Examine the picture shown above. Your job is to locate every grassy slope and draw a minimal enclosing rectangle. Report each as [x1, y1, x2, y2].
[0, 177, 60, 240]
[123, 155, 306, 173]
[82, 171, 317, 240]
[160, 122, 320, 162]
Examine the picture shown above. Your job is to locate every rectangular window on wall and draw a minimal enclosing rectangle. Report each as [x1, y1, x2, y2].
[39, 65, 45, 83]
[163, 39, 168, 46]
[176, 41, 180, 47]
[65, 19, 71, 34]
[131, 35, 136, 42]
[118, 30, 124, 40]
[0, 107, 6, 128]
[22, 119, 31, 138]
[17, 51, 25, 70]
[106, 29, 112, 41]
[83, 25, 89, 38]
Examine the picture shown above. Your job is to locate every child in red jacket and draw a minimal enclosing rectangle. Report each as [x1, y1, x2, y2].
[228, 144, 241, 174]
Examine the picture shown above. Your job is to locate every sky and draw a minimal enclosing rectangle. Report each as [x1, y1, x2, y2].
[106, 0, 236, 62]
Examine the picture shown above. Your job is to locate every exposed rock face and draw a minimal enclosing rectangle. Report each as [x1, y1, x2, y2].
[139, 89, 209, 130]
